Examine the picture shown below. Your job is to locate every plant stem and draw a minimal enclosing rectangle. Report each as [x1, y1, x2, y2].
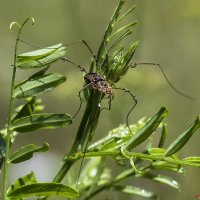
[3, 17, 34, 200]
[52, 91, 101, 183]
[3, 35, 19, 200]
[36, 93, 101, 200]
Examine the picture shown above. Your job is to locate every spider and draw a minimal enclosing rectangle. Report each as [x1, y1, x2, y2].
[19, 39, 193, 131]
[59, 44, 138, 131]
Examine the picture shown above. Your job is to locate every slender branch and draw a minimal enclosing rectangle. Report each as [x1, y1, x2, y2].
[52, 91, 101, 183]
[3, 17, 34, 200]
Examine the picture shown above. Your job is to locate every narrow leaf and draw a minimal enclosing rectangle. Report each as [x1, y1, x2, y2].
[97, 0, 125, 64]
[122, 107, 168, 151]
[158, 124, 167, 148]
[7, 183, 78, 199]
[182, 157, 200, 167]
[18, 44, 63, 60]
[29, 66, 50, 79]
[7, 172, 37, 193]
[12, 98, 36, 122]
[165, 116, 200, 156]
[13, 73, 66, 98]
[11, 113, 72, 132]
[111, 185, 158, 199]
[9, 142, 49, 163]
[137, 173, 181, 190]
[17, 46, 67, 69]
[147, 148, 166, 157]
[109, 21, 137, 40]
[152, 161, 185, 174]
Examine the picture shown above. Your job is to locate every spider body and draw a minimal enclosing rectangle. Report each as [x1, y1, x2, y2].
[84, 72, 112, 95]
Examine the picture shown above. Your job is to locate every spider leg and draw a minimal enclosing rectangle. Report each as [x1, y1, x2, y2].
[99, 92, 113, 113]
[72, 82, 93, 119]
[113, 87, 137, 134]
[18, 39, 97, 73]
[130, 62, 194, 101]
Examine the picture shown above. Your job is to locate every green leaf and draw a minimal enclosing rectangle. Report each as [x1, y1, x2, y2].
[147, 148, 166, 157]
[18, 44, 63, 60]
[137, 173, 181, 190]
[89, 119, 147, 152]
[9, 142, 49, 163]
[12, 98, 37, 122]
[122, 107, 168, 151]
[7, 183, 78, 199]
[29, 66, 50, 79]
[97, 0, 125, 64]
[182, 156, 200, 167]
[158, 124, 167, 148]
[17, 45, 67, 69]
[111, 185, 158, 199]
[11, 113, 72, 132]
[13, 73, 66, 98]
[152, 161, 185, 174]
[7, 172, 37, 194]
[165, 116, 200, 156]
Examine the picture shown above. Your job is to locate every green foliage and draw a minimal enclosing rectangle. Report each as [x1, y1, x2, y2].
[13, 72, 66, 98]
[9, 142, 49, 163]
[7, 172, 78, 199]
[1, 1, 200, 200]
[17, 43, 67, 69]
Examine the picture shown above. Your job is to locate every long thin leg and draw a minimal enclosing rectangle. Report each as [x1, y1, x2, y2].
[99, 92, 113, 113]
[59, 57, 87, 74]
[113, 87, 137, 134]
[19, 39, 98, 68]
[130, 62, 194, 101]
[72, 83, 93, 119]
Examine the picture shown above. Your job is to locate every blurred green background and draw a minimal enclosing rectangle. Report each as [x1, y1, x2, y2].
[1, 0, 200, 199]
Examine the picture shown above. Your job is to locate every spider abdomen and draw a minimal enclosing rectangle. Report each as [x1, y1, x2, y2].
[84, 72, 112, 94]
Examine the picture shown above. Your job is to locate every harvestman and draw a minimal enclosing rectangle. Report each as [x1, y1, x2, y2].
[19, 39, 193, 134]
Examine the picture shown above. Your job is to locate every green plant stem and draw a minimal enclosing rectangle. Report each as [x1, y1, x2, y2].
[3, 35, 19, 200]
[36, 93, 101, 200]
[52, 96, 92, 183]
[51, 91, 101, 184]
[3, 18, 34, 200]
[80, 165, 137, 200]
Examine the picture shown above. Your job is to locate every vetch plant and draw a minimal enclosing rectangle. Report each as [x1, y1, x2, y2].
[1, 1, 200, 200]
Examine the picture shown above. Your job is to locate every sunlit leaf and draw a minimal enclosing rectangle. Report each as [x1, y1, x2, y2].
[18, 44, 63, 60]
[182, 156, 200, 167]
[17, 45, 67, 69]
[111, 185, 158, 199]
[147, 148, 166, 157]
[122, 107, 168, 151]
[7, 171, 37, 194]
[165, 116, 200, 156]
[7, 183, 78, 199]
[9, 142, 49, 163]
[13, 73, 66, 98]
[11, 113, 72, 132]
[137, 173, 181, 190]
[89, 119, 147, 152]
[152, 161, 185, 174]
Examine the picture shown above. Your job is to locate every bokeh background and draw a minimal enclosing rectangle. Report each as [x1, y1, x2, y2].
[0, 0, 200, 199]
